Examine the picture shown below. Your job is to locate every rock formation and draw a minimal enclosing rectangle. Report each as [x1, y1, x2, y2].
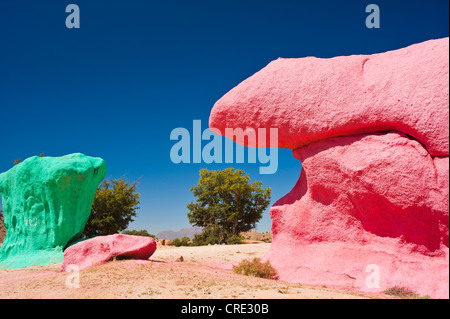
[61, 234, 157, 271]
[0, 153, 107, 269]
[209, 38, 449, 298]
[157, 239, 174, 246]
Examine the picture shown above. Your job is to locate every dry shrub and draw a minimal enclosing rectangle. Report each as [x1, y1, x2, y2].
[233, 257, 278, 279]
[384, 286, 430, 299]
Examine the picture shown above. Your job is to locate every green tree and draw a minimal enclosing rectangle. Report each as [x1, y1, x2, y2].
[83, 177, 140, 237]
[187, 168, 271, 245]
[173, 236, 190, 247]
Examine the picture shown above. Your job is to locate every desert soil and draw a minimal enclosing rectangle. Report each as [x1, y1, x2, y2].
[0, 243, 391, 299]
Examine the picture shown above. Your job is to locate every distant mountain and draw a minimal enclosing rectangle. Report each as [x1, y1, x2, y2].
[156, 227, 202, 240]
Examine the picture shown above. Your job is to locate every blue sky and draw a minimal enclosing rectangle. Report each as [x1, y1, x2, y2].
[0, 0, 448, 235]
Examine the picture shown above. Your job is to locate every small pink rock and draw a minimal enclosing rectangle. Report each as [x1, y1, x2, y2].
[61, 234, 157, 271]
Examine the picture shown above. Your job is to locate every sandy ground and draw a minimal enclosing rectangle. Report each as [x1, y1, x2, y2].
[0, 243, 391, 299]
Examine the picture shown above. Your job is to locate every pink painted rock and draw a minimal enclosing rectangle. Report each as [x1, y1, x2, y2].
[61, 234, 157, 271]
[209, 38, 449, 298]
[210, 38, 449, 157]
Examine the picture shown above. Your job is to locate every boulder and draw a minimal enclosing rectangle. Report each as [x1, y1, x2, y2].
[209, 38, 449, 156]
[61, 234, 157, 271]
[0, 153, 107, 269]
[209, 38, 449, 298]
[268, 132, 449, 298]
[157, 239, 173, 246]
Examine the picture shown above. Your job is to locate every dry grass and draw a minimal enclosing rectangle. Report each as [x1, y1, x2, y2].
[384, 286, 430, 299]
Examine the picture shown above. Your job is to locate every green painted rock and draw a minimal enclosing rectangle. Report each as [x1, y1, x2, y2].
[0, 153, 107, 269]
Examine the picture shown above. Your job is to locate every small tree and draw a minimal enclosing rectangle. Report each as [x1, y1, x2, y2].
[83, 177, 140, 237]
[187, 168, 271, 245]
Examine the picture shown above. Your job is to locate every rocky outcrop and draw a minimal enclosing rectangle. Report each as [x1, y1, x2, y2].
[241, 231, 272, 243]
[157, 239, 173, 246]
[61, 234, 157, 271]
[268, 131, 448, 298]
[0, 153, 107, 269]
[209, 38, 449, 156]
[209, 38, 449, 298]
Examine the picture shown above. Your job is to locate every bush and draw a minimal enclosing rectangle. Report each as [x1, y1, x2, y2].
[191, 225, 224, 246]
[191, 224, 244, 246]
[384, 286, 430, 299]
[173, 237, 191, 247]
[233, 257, 278, 279]
[226, 234, 244, 245]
